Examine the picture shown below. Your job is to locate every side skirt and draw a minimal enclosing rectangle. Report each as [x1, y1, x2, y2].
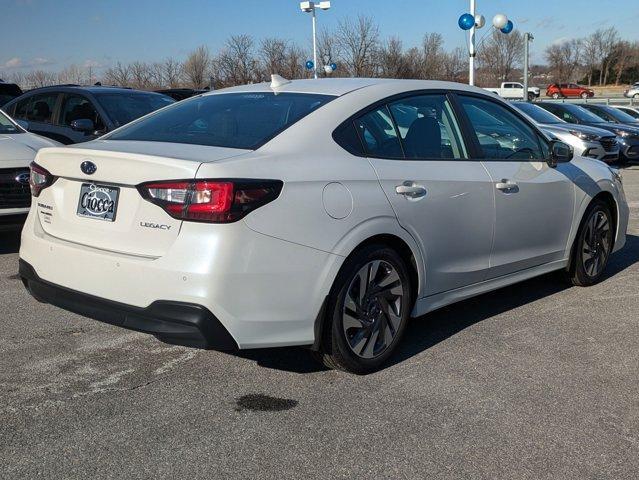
[411, 260, 568, 318]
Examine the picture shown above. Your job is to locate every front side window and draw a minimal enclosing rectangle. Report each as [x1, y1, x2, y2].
[60, 95, 105, 131]
[459, 95, 545, 160]
[388, 94, 466, 159]
[26, 93, 58, 124]
[354, 105, 403, 158]
[106, 92, 332, 149]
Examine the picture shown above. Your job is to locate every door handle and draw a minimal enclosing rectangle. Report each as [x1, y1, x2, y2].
[396, 182, 427, 199]
[495, 180, 519, 193]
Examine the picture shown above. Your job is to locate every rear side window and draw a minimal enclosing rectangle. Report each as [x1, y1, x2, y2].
[13, 96, 32, 120]
[354, 106, 403, 158]
[105, 92, 333, 149]
[26, 93, 58, 124]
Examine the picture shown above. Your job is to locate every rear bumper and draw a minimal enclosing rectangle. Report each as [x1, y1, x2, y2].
[19, 259, 238, 350]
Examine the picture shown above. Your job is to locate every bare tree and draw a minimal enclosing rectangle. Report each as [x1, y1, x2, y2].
[335, 15, 380, 77]
[478, 30, 524, 84]
[24, 70, 57, 89]
[582, 33, 600, 86]
[442, 47, 467, 83]
[612, 41, 639, 85]
[103, 62, 131, 86]
[260, 37, 288, 78]
[57, 64, 85, 85]
[163, 57, 183, 88]
[184, 45, 211, 88]
[129, 61, 152, 89]
[317, 28, 339, 76]
[545, 39, 582, 83]
[377, 37, 409, 78]
[422, 33, 445, 79]
[214, 35, 258, 86]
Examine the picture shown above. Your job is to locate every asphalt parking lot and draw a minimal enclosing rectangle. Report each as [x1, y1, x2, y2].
[1, 166, 638, 480]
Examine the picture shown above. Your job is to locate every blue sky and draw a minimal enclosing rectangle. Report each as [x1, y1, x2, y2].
[2, 0, 638, 74]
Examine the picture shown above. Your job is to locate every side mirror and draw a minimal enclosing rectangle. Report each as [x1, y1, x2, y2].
[70, 118, 95, 133]
[16, 119, 29, 130]
[548, 140, 573, 167]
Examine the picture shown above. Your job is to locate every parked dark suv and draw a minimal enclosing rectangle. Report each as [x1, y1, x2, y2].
[2, 85, 174, 144]
[0, 81, 22, 107]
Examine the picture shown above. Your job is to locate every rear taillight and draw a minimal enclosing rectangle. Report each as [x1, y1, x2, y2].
[137, 179, 283, 223]
[29, 162, 56, 197]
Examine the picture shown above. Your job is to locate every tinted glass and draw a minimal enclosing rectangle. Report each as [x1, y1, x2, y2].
[60, 95, 105, 131]
[95, 92, 175, 128]
[389, 94, 466, 159]
[619, 108, 639, 119]
[0, 109, 20, 133]
[513, 102, 563, 124]
[459, 96, 544, 160]
[354, 105, 403, 158]
[333, 122, 364, 155]
[540, 103, 605, 124]
[106, 92, 332, 149]
[601, 106, 638, 123]
[26, 93, 58, 123]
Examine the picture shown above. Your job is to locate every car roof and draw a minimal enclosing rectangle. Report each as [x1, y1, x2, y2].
[207, 78, 489, 98]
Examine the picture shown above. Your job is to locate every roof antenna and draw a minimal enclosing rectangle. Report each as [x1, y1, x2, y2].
[270, 74, 291, 89]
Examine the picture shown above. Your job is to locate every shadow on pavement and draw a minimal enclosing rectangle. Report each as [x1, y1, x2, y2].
[235, 234, 639, 374]
[0, 231, 21, 255]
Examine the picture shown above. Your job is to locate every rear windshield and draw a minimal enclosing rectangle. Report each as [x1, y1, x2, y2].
[105, 92, 334, 149]
[95, 92, 175, 128]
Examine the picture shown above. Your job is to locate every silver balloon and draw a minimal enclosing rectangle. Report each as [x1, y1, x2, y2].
[492, 13, 508, 29]
[475, 14, 485, 29]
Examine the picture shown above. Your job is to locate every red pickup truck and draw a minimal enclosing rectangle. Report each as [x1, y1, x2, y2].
[546, 83, 595, 99]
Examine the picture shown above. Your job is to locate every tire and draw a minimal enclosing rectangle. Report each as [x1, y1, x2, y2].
[581, 92, 589, 99]
[313, 245, 412, 374]
[527, 92, 536, 102]
[634, 94, 639, 99]
[568, 200, 614, 287]
[552, 93, 561, 99]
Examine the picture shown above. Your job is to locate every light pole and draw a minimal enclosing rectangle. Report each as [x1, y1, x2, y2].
[300, 1, 331, 79]
[523, 32, 534, 101]
[458, 1, 514, 86]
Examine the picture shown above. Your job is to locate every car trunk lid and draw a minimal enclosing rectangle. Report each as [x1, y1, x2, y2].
[33, 143, 250, 257]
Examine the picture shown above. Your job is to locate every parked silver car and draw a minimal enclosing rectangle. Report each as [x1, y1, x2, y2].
[623, 83, 639, 99]
[513, 102, 619, 163]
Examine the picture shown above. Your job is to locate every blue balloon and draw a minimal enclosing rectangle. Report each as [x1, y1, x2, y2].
[330, 63, 337, 71]
[305, 60, 314, 70]
[500, 20, 514, 34]
[458, 13, 475, 31]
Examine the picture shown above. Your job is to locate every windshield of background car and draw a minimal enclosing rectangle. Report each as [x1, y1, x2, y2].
[513, 102, 563, 124]
[95, 92, 175, 128]
[602, 106, 639, 123]
[556, 104, 606, 123]
[0, 109, 21, 133]
[105, 92, 335, 149]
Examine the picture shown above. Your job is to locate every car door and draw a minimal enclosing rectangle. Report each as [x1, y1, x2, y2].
[456, 94, 575, 277]
[56, 94, 107, 144]
[360, 93, 495, 296]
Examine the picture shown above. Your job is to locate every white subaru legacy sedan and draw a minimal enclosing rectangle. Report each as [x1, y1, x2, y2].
[20, 78, 629, 373]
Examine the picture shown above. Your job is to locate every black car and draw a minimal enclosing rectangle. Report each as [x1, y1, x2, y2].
[2, 85, 174, 144]
[0, 81, 22, 107]
[155, 88, 209, 101]
[537, 102, 639, 164]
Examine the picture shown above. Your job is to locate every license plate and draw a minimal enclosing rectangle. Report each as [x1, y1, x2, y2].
[77, 183, 120, 222]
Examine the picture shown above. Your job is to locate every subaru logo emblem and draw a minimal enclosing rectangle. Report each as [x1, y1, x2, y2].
[15, 172, 30, 185]
[81, 160, 97, 175]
